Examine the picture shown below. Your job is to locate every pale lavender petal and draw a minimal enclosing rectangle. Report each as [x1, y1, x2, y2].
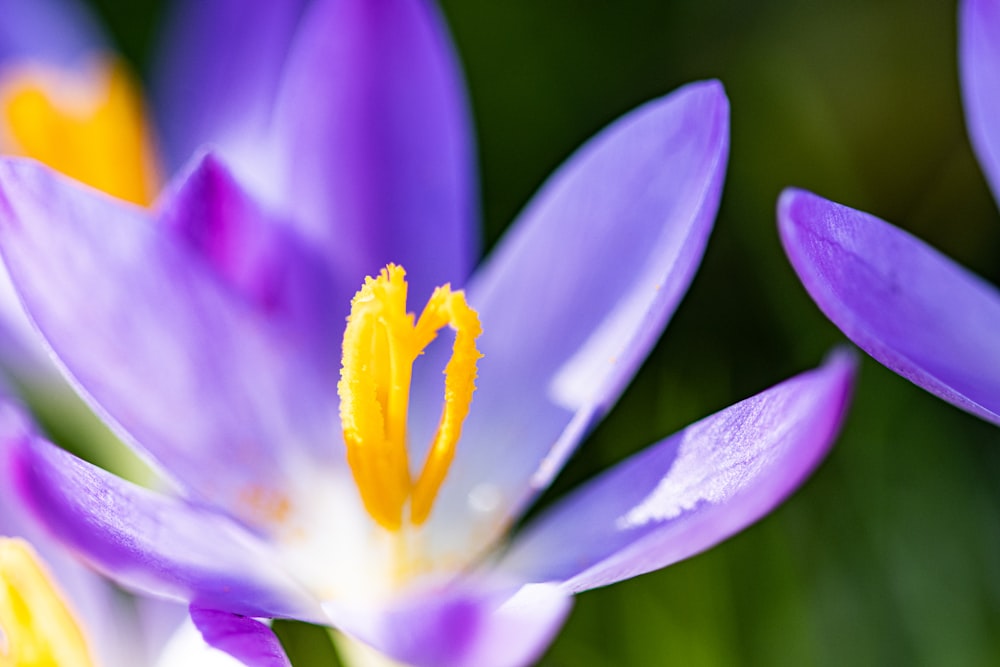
[414, 81, 729, 552]
[0, 159, 337, 526]
[270, 0, 476, 307]
[159, 153, 344, 374]
[6, 431, 322, 621]
[0, 0, 104, 66]
[190, 607, 291, 667]
[324, 582, 571, 667]
[960, 0, 1000, 202]
[498, 351, 855, 592]
[153, 0, 309, 172]
[779, 188, 1000, 425]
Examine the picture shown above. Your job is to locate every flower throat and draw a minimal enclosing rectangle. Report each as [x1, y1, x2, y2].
[338, 264, 482, 532]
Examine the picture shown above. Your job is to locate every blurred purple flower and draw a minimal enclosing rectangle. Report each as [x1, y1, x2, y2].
[778, 0, 1000, 426]
[0, 1, 855, 666]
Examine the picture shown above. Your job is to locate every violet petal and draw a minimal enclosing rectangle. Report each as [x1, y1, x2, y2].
[499, 351, 855, 591]
[324, 582, 571, 667]
[960, 0, 1000, 203]
[779, 187, 1000, 425]
[190, 607, 291, 667]
[5, 431, 321, 621]
[413, 81, 729, 553]
[270, 0, 477, 308]
[0, 159, 336, 524]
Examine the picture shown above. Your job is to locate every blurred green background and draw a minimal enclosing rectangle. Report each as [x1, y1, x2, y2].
[66, 0, 1000, 664]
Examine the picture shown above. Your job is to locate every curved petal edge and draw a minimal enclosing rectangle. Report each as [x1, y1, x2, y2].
[779, 187, 1000, 425]
[499, 350, 855, 592]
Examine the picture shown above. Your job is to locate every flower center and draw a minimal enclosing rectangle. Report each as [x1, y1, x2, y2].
[338, 264, 482, 532]
[0, 538, 95, 667]
[0, 56, 160, 206]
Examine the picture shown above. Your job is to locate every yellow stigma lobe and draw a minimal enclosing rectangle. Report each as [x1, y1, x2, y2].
[0, 538, 95, 667]
[0, 56, 160, 205]
[339, 264, 482, 531]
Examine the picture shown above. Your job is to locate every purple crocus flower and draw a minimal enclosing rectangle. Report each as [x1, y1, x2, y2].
[778, 0, 1000, 426]
[0, 1, 855, 666]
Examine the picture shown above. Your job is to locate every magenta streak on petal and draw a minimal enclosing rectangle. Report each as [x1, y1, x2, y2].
[159, 152, 345, 380]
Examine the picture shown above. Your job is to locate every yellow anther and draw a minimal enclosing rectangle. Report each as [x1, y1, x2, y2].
[0, 56, 161, 205]
[0, 538, 95, 667]
[339, 265, 482, 531]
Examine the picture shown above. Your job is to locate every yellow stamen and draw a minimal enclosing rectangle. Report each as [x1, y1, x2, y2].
[339, 265, 482, 531]
[0, 56, 161, 206]
[0, 538, 95, 667]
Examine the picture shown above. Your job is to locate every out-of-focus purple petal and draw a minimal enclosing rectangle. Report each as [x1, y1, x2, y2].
[324, 582, 571, 667]
[190, 607, 291, 667]
[152, 0, 309, 173]
[779, 187, 1000, 425]
[0, 0, 104, 66]
[159, 153, 343, 375]
[498, 351, 855, 592]
[270, 0, 476, 308]
[961, 0, 1000, 202]
[0, 159, 337, 526]
[5, 431, 323, 622]
[413, 81, 729, 554]
[0, 399, 147, 667]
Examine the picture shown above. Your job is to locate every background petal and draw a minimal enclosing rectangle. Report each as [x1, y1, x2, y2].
[269, 0, 477, 308]
[498, 351, 855, 592]
[0, 398, 150, 667]
[6, 429, 322, 622]
[188, 608, 291, 667]
[0, 0, 104, 66]
[159, 153, 344, 376]
[324, 582, 571, 667]
[779, 188, 1000, 425]
[152, 0, 309, 174]
[413, 80, 729, 557]
[960, 0, 1000, 203]
[0, 159, 338, 528]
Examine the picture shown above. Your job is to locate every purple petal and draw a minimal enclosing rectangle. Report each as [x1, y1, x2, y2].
[324, 582, 571, 667]
[0, 0, 104, 66]
[0, 159, 337, 526]
[498, 351, 855, 592]
[269, 0, 477, 307]
[413, 81, 729, 551]
[190, 607, 291, 667]
[5, 430, 322, 621]
[960, 0, 1000, 202]
[779, 187, 1000, 425]
[159, 153, 344, 374]
[152, 0, 309, 173]
[0, 399, 148, 667]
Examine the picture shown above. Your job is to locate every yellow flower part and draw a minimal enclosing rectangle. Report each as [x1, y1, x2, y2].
[339, 264, 483, 532]
[0, 537, 95, 667]
[0, 56, 160, 206]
